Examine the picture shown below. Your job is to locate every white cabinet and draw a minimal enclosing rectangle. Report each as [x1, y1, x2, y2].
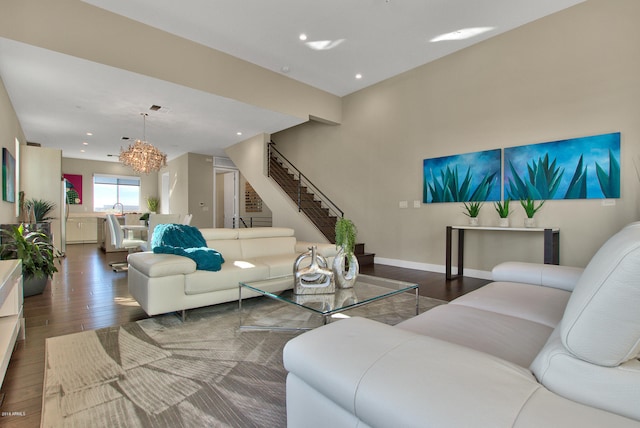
[66, 217, 98, 244]
[0, 259, 24, 388]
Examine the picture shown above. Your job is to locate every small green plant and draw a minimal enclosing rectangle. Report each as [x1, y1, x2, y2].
[147, 196, 160, 213]
[25, 198, 56, 222]
[520, 197, 545, 218]
[463, 201, 483, 218]
[494, 199, 511, 218]
[0, 224, 62, 280]
[335, 217, 357, 256]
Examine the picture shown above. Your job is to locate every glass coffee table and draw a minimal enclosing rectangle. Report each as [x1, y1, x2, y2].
[238, 274, 419, 330]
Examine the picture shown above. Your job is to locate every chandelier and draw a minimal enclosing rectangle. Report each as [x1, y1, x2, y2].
[119, 113, 167, 174]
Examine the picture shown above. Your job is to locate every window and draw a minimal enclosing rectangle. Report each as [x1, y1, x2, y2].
[93, 174, 141, 212]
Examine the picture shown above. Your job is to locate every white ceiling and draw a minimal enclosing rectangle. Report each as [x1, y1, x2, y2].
[0, 0, 585, 163]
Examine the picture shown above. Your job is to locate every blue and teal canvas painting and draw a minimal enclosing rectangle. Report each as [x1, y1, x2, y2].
[423, 149, 501, 203]
[504, 132, 620, 200]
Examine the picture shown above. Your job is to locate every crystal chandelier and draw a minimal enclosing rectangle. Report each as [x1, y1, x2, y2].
[119, 113, 167, 174]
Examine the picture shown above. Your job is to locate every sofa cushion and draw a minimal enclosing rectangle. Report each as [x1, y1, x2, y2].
[240, 236, 296, 259]
[206, 239, 243, 261]
[561, 222, 640, 366]
[127, 252, 196, 277]
[451, 281, 571, 328]
[397, 304, 554, 367]
[184, 260, 269, 295]
[252, 253, 298, 278]
[285, 317, 541, 428]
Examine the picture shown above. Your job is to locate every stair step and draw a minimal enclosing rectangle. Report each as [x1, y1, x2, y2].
[356, 252, 375, 266]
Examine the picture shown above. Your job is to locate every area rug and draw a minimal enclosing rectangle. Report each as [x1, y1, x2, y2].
[42, 293, 445, 427]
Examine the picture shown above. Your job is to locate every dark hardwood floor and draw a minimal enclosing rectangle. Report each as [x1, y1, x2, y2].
[0, 244, 489, 427]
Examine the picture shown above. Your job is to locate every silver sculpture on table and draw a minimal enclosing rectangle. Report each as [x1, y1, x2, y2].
[293, 246, 335, 295]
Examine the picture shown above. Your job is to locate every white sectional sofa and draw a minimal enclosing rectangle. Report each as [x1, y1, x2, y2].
[284, 222, 640, 427]
[127, 227, 337, 317]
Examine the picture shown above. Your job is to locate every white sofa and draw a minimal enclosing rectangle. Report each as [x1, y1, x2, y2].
[127, 227, 337, 317]
[283, 222, 640, 427]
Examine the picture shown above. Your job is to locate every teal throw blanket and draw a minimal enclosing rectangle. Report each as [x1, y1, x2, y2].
[152, 224, 224, 272]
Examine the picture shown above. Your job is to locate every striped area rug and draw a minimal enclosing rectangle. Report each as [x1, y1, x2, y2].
[42, 293, 445, 427]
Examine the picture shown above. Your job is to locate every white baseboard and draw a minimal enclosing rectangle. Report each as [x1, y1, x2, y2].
[373, 257, 493, 280]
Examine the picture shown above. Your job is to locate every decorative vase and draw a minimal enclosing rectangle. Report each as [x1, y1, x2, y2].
[499, 218, 509, 227]
[524, 217, 536, 228]
[332, 246, 359, 289]
[469, 217, 479, 226]
[23, 275, 47, 297]
[293, 246, 335, 295]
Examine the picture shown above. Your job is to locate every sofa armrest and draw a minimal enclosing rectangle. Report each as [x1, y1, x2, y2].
[492, 261, 583, 292]
[295, 241, 339, 258]
[127, 252, 197, 277]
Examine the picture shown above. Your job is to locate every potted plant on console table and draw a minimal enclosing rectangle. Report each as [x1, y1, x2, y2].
[0, 224, 62, 297]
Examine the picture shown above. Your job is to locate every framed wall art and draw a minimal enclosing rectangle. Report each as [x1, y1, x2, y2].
[63, 173, 83, 204]
[504, 132, 620, 200]
[2, 148, 15, 203]
[423, 149, 501, 203]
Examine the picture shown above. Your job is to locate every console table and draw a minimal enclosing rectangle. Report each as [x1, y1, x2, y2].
[446, 226, 560, 280]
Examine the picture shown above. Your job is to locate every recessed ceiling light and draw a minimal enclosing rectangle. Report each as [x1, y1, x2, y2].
[237, 132, 243, 136]
[86, 132, 93, 136]
[355, 73, 363, 80]
[280, 65, 291, 73]
[430, 27, 494, 42]
[305, 39, 345, 51]
[299, 33, 307, 41]
[82, 142, 89, 145]
[80, 149, 85, 153]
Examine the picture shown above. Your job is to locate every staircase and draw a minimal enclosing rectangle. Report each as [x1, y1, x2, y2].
[268, 142, 374, 266]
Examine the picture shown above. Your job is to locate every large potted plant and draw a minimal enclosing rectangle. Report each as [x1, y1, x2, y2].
[332, 217, 359, 289]
[23, 198, 57, 239]
[0, 224, 62, 297]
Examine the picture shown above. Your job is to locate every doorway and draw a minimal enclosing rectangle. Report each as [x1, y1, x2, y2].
[213, 167, 239, 228]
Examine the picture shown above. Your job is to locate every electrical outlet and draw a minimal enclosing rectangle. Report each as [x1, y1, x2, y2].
[399, 201, 408, 209]
[413, 200, 421, 208]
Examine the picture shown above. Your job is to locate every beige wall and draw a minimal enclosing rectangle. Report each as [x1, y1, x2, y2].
[165, 154, 189, 221]
[0, 76, 24, 224]
[273, 0, 640, 274]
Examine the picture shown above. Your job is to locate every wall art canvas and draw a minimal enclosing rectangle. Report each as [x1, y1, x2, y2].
[504, 132, 620, 200]
[63, 173, 83, 204]
[2, 148, 15, 203]
[423, 149, 501, 203]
